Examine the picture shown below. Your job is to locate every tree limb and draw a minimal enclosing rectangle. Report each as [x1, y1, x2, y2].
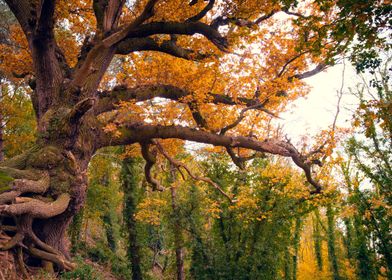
[186, 0, 215, 22]
[119, 21, 228, 51]
[140, 143, 165, 191]
[116, 37, 210, 60]
[102, 0, 159, 47]
[95, 84, 266, 115]
[100, 123, 322, 192]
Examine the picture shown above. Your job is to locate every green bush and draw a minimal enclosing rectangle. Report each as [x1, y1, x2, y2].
[60, 258, 102, 280]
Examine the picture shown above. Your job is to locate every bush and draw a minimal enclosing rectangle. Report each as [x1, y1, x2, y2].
[60, 258, 102, 280]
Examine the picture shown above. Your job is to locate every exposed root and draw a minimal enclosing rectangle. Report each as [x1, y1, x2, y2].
[29, 231, 62, 256]
[11, 173, 50, 194]
[0, 193, 71, 219]
[28, 246, 76, 271]
[0, 171, 49, 207]
[0, 167, 39, 180]
[0, 232, 24, 251]
[16, 247, 30, 279]
[0, 225, 17, 232]
[0, 191, 21, 204]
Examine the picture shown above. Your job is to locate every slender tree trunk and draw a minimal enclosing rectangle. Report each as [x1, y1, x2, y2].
[284, 247, 292, 280]
[0, 84, 4, 163]
[292, 217, 301, 280]
[103, 209, 117, 253]
[0, 115, 3, 163]
[169, 166, 185, 280]
[353, 212, 377, 280]
[102, 171, 117, 253]
[326, 205, 341, 280]
[343, 218, 354, 261]
[313, 209, 323, 271]
[121, 157, 143, 280]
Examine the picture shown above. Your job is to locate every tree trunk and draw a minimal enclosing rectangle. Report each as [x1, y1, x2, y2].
[0, 83, 4, 163]
[102, 171, 118, 253]
[292, 217, 301, 280]
[0, 114, 3, 163]
[313, 209, 323, 271]
[169, 167, 185, 280]
[69, 207, 84, 254]
[122, 157, 144, 280]
[326, 205, 341, 280]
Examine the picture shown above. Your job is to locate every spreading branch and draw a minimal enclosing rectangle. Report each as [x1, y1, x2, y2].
[118, 21, 228, 52]
[95, 84, 269, 115]
[100, 123, 322, 193]
[116, 37, 210, 60]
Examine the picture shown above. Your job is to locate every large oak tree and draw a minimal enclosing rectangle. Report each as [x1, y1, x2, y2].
[0, 0, 388, 274]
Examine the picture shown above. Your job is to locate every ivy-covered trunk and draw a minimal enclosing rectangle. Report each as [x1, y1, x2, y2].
[168, 167, 185, 280]
[326, 205, 341, 280]
[313, 209, 323, 271]
[122, 157, 144, 280]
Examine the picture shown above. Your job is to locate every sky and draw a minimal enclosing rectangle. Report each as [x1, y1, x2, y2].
[275, 61, 361, 143]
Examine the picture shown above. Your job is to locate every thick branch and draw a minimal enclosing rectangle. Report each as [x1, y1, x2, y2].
[116, 37, 209, 60]
[100, 124, 322, 192]
[140, 143, 164, 191]
[102, 0, 158, 47]
[289, 63, 327, 81]
[36, 0, 57, 40]
[94, 0, 126, 32]
[4, 0, 32, 35]
[119, 21, 228, 51]
[95, 84, 264, 115]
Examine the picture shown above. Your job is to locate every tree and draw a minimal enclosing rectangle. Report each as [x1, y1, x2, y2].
[343, 54, 392, 278]
[121, 155, 144, 280]
[0, 0, 388, 274]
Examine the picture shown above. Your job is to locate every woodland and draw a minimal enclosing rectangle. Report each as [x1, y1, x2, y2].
[0, 0, 390, 279]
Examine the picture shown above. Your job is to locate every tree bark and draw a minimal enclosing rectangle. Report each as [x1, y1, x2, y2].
[313, 209, 323, 271]
[292, 217, 301, 280]
[326, 205, 341, 280]
[0, 112, 4, 162]
[169, 166, 185, 280]
[122, 157, 143, 280]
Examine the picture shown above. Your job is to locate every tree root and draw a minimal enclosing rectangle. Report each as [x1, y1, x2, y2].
[11, 173, 50, 194]
[17, 247, 30, 279]
[28, 246, 76, 271]
[0, 232, 24, 250]
[0, 193, 70, 219]
[0, 163, 76, 274]
[0, 171, 49, 205]
[0, 191, 21, 204]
